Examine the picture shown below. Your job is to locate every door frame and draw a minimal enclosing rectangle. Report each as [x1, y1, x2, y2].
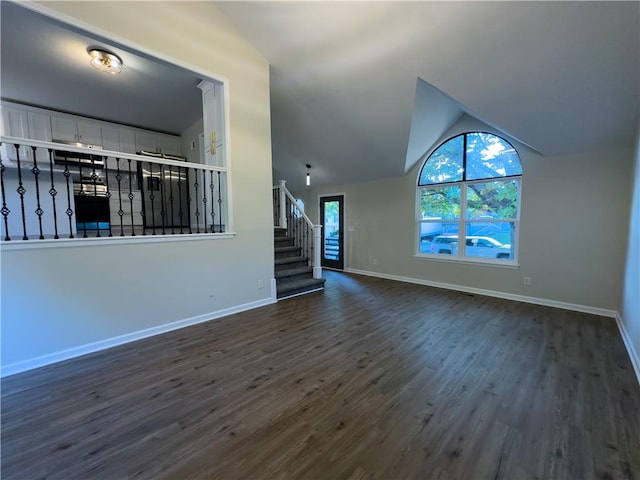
[319, 193, 345, 270]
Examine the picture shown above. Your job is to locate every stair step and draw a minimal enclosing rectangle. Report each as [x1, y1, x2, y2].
[275, 255, 308, 266]
[274, 236, 294, 247]
[274, 227, 288, 238]
[277, 277, 326, 299]
[275, 266, 313, 280]
[275, 246, 302, 259]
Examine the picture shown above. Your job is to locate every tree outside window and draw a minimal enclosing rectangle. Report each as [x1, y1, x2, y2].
[417, 132, 522, 262]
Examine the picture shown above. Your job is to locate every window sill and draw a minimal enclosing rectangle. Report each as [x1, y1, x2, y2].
[0, 232, 236, 251]
[413, 253, 520, 269]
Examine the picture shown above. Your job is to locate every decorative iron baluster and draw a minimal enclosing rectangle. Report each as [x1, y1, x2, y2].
[127, 159, 135, 236]
[104, 157, 113, 237]
[30, 146, 45, 239]
[90, 157, 101, 238]
[210, 171, 215, 233]
[186, 168, 193, 234]
[177, 165, 184, 234]
[159, 165, 166, 235]
[168, 165, 175, 234]
[116, 158, 125, 236]
[47, 149, 59, 239]
[149, 161, 157, 235]
[202, 169, 208, 234]
[63, 157, 74, 238]
[217, 171, 223, 233]
[0, 153, 10, 241]
[14, 144, 28, 240]
[193, 169, 200, 233]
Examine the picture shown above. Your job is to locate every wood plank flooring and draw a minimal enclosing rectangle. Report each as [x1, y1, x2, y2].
[2, 271, 639, 479]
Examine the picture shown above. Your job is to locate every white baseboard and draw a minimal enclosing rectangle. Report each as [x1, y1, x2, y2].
[1, 296, 276, 378]
[346, 268, 640, 385]
[345, 268, 618, 317]
[615, 313, 640, 385]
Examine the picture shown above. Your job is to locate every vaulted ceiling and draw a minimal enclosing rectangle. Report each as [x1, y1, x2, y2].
[1, 2, 638, 194]
[216, 1, 639, 192]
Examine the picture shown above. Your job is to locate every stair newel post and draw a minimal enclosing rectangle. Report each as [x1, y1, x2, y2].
[313, 224, 322, 279]
[279, 179, 287, 229]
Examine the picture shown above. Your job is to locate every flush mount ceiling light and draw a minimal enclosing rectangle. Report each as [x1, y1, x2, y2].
[88, 48, 122, 74]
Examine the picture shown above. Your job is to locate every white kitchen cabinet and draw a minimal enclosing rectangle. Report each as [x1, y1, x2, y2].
[1, 106, 30, 161]
[101, 125, 120, 151]
[157, 134, 180, 155]
[135, 131, 181, 155]
[51, 115, 102, 146]
[135, 132, 157, 153]
[28, 112, 53, 162]
[1, 105, 29, 138]
[119, 129, 136, 154]
[102, 126, 137, 155]
[1, 106, 52, 163]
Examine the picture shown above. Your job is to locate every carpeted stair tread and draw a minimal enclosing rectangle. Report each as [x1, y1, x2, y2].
[275, 256, 308, 266]
[277, 277, 326, 299]
[275, 266, 313, 279]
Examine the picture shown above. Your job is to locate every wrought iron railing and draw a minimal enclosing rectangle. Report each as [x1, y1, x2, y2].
[0, 136, 227, 241]
[272, 180, 322, 279]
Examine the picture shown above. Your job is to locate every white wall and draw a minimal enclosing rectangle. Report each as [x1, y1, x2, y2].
[620, 123, 640, 371]
[1, 2, 274, 373]
[307, 115, 633, 312]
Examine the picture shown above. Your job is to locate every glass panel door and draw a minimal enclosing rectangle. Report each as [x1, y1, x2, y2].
[320, 195, 344, 269]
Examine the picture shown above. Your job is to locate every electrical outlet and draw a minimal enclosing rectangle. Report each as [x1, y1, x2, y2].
[257, 279, 264, 289]
[523, 277, 531, 286]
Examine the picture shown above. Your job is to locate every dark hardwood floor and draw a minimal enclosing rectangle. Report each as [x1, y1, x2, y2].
[2, 271, 639, 479]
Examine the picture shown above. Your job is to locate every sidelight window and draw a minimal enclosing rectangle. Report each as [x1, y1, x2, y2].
[417, 132, 522, 264]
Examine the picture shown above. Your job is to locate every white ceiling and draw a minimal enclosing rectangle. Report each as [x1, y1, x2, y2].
[1, 2, 638, 193]
[216, 1, 639, 191]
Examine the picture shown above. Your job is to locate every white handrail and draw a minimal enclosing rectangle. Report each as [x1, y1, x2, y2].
[1, 136, 225, 172]
[274, 180, 322, 279]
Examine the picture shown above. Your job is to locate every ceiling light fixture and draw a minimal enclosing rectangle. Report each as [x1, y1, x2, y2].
[306, 164, 311, 186]
[88, 48, 123, 74]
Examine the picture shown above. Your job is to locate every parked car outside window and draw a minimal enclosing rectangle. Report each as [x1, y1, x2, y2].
[423, 235, 511, 259]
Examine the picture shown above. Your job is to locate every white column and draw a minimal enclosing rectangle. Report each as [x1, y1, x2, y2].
[313, 224, 322, 279]
[278, 179, 287, 229]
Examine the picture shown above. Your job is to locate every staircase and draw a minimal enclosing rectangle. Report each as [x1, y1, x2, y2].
[275, 227, 325, 299]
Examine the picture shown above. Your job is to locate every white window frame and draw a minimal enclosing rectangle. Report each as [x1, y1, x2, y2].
[415, 133, 522, 267]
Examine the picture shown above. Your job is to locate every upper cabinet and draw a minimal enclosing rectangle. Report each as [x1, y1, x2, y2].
[102, 126, 136, 154]
[1, 105, 52, 161]
[135, 131, 180, 156]
[51, 115, 102, 146]
[1, 102, 182, 158]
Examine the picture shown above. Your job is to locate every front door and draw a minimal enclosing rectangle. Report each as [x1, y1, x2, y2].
[320, 195, 344, 270]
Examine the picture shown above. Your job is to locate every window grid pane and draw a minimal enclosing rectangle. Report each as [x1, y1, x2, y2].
[416, 131, 522, 262]
[419, 134, 464, 185]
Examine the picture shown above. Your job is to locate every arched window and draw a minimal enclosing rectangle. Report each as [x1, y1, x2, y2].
[417, 132, 522, 263]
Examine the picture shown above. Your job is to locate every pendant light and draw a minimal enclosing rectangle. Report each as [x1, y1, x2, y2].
[306, 164, 311, 186]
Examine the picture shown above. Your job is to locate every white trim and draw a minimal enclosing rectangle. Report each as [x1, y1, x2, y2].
[270, 278, 278, 302]
[615, 313, 640, 385]
[13, 2, 236, 240]
[413, 254, 520, 269]
[345, 267, 618, 317]
[0, 232, 236, 251]
[1, 296, 276, 378]
[277, 286, 324, 301]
